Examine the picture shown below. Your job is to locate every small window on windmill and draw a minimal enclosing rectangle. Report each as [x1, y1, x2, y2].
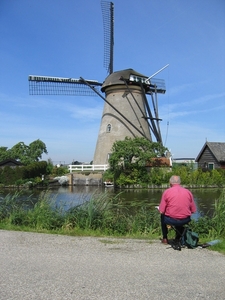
[106, 124, 111, 133]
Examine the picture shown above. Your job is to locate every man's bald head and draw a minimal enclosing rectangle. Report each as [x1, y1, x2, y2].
[169, 175, 181, 186]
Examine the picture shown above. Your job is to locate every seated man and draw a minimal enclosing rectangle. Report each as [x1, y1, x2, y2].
[159, 175, 197, 244]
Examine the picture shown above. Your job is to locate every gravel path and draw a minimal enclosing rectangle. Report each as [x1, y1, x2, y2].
[1, 230, 225, 300]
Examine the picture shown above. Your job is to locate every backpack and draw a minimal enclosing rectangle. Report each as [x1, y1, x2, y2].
[182, 228, 199, 248]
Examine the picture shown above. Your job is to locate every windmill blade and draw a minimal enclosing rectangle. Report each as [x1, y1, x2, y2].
[101, 1, 114, 74]
[28, 75, 102, 96]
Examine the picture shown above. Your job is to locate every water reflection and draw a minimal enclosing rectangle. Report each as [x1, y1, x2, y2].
[53, 186, 101, 210]
[190, 188, 222, 217]
[0, 186, 222, 217]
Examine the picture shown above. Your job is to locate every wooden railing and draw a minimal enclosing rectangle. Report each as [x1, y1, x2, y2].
[68, 164, 109, 173]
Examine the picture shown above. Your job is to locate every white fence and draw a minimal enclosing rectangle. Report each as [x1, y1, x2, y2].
[68, 164, 109, 173]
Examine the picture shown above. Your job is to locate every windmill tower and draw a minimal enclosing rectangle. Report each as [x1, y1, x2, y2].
[28, 1, 167, 165]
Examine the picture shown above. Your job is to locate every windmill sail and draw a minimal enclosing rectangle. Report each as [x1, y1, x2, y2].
[28, 75, 102, 96]
[101, 1, 114, 74]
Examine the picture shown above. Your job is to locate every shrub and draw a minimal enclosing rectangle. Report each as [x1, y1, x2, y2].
[1, 188, 225, 241]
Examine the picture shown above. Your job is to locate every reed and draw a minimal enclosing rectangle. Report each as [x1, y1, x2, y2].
[190, 188, 225, 239]
[0, 190, 64, 230]
[0, 190, 161, 236]
[211, 189, 225, 237]
[0, 189, 225, 242]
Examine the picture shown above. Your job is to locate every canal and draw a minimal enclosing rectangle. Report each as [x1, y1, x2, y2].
[0, 186, 223, 219]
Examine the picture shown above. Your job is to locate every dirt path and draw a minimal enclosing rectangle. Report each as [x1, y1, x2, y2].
[1, 230, 225, 299]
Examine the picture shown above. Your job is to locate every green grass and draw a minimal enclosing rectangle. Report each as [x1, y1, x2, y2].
[0, 188, 225, 254]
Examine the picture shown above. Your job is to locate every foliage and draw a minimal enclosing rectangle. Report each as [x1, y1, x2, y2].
[105, 155, 225, 187]
[27, 191, 64, 230]
[189, 217, 213, 237]
[65, 191, 116, 231]
[108, 137, 168, 185]
[147, 168, 171, 186]
[23, 161, 48, 179]
[102, 169, 114, 183]
[0, 139, 47, 165]
[51, 165, 68, 177]
[172, 167, 225, 187]
[0, 166, 23, 186]
[190, 189, 225, 238]
[210, 189, 225, 237]
[0, 189, 225, 251]
[0, 147, 9, 161]
[0, 191, 64, 230]
[0, 191, 23, 220]
[0, 161, 48, 185]
[46, 159, 54, 175]
[106, 151, 225, 187]
[0, 190, 161, 236]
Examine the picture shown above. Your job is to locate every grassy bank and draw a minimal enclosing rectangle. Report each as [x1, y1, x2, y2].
[0, 189, 225, 254]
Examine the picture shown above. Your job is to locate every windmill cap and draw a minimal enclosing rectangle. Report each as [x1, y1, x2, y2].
[101, 68, 149, 92]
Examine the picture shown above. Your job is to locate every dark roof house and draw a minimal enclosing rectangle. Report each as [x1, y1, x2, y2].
[195, 142, 225, 170]
[0, 159, 23, 169]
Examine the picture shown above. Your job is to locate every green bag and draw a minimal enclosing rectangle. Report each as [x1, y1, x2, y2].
[183, 228, 199, 248]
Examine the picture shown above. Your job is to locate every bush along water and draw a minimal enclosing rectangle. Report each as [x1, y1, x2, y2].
[186, 190, 225, 254]
[0, 189, 224, 250]
[0, 190, 161, 236]
[103, 165, 225, 188]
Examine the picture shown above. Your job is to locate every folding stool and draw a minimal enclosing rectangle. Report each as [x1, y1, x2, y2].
[167, 223, 190, 251]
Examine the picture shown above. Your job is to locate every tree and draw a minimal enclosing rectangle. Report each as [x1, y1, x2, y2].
[109, 137, 167, 170]
[108, 137, 168, 185]
[0, 147, 11, 161]
[10, 142, 29, 163]
[0, 139, 48, 165]
[28, 139, 48, 162]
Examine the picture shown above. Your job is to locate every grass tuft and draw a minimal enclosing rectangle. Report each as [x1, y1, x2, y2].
[0, 188, 225, 254]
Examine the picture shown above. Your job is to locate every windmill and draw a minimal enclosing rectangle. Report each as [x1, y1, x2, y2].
[28, 1, 168, 165]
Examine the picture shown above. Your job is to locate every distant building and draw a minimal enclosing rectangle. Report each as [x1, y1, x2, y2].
[172, 158, 195, 164]
[172, 158, 197, 169]
[195, 142, 225, 170]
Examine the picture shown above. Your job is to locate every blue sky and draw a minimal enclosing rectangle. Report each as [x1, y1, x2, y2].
[1, 0, 225, 164]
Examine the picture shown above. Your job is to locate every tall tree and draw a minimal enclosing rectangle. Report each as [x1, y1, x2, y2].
[0, 139, 48, 165]
[109, 137, 167, 171]
[0, 147, 10, 161]
[10, 142, 29, 162]
[28, 139, 48, 162]
[108, 137, 168, 185]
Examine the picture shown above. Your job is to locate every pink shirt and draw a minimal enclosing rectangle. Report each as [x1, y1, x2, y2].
[159, 184, 196, 219]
